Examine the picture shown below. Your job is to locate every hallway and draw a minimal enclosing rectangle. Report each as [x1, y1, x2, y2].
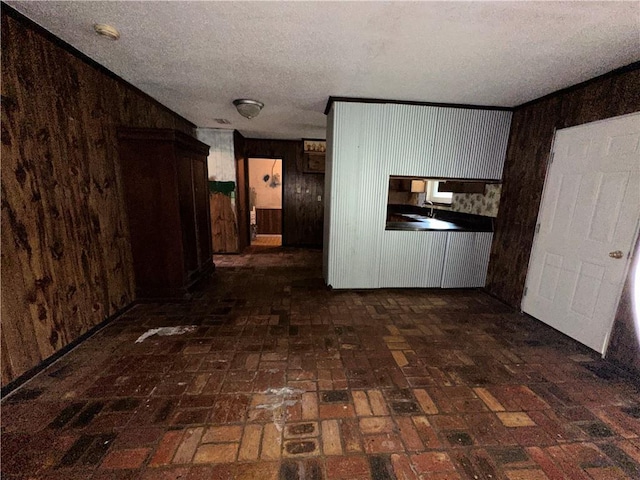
[2, 248, 640, 480]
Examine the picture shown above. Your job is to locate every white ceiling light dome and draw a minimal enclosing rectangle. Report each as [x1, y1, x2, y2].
[233, 99, 264, 119]
[93, 23, 120, 40]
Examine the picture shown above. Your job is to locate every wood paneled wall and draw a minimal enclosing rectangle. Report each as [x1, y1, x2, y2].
[234, 131, 250, 252]
[256, 209, 283, 234]
[243, 139, 324, 246]
[486, 65, 640, 368]
[0, 10, 195, 386]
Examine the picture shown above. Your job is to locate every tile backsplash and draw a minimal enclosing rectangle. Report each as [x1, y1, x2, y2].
[451, 183, 502, 217]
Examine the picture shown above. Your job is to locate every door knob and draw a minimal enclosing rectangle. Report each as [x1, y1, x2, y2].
[609, 250, 624, 259]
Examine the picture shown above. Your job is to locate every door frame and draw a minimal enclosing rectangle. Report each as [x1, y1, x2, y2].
[521, 113, 640, 355]
[246, 156, 284, 241]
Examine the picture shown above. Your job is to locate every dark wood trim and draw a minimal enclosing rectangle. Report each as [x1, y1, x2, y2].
[1, 2, 196, 129]
[389, 175, 501, 183]
[1, 301, 135, 399]
[233, 130, 250, 251]
[117, 128, 209, 154]
[324, 96, 513, 115]
[515, 61, 640, 110]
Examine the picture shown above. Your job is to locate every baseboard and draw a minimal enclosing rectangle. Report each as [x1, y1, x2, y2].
[1, 302, 135, 399]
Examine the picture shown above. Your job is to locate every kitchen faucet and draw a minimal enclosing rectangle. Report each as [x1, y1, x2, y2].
[423, 199, 435, 217]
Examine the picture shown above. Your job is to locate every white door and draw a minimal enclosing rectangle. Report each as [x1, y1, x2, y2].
[522, 112, 640, 353]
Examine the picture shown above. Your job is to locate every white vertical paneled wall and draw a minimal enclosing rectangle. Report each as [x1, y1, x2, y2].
[322, 111, 335, 281]
[196, 128, 236, 181]
[325, 102, 511, 289]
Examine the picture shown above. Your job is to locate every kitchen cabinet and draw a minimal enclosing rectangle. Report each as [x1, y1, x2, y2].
[378, 231, 493, 289]
[118, 128, 213, 298]
[441, 232, 493, 288]
[379, 231, 448, 287]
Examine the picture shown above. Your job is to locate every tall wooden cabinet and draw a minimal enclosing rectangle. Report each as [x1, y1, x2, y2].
[118, 128, 213, 298]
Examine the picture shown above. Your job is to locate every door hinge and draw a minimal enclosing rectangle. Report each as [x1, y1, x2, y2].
[523, 286, 528, 296]
[535, 223, 540, 234]
[549, 152, 555, 165]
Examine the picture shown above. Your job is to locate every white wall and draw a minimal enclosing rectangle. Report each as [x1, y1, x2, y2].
[249, 158, 282, 209]
[196, 128, 236, 182]
[324, 102, 512, 288]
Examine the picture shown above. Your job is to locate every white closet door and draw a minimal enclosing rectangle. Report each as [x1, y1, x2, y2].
[522, 112, 640, 353]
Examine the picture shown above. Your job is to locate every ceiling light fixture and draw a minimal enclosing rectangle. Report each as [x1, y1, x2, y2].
[233, 99, 264, 119]
[94, 23, 120, 40]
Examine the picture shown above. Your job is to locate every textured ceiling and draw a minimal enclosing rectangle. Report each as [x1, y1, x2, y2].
[6, 1, 640, 140]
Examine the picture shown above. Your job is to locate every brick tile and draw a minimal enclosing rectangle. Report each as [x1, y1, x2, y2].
[392, 351, 409, 367]
[584, 466, 629, 480]
[113, 427, 164, 449]
[149, 431, 183, 466]
[283, 439, 319, 456]
[193, 443, 238, 464]
[414, 389, 438, 414]
[396, 416, 424, 452]
[279, 458, 324, 480]
[545, 445, 593, 480]
[319, 403, 355, 419]
[171, 409, 209, 425]
[340, 418, 364, 453]
[367, 389, 390, 416]
[326, 455, 370, 479]
[599, 442, 640, 479]
[505, 469, 550, 480]
[498, 412, 537, 427]
[369, 455, 397, 479]
[352, 391, 374, 416]
[302, 392, 319, 419]
[173, 427, 204, 464]
[489, 446, 531, 467]
[185, 465, 218, 480]
[201, 425, 243, 443]
[141, 466, 190, 480]
[615, 439, 640, 464]
[321, 419, 342, 455]
[431, 414, 467, 431]
[237, 424, 262, 461]
[445, 431, 474, 446]
[360, 416, 394, 434]
[413, 416, 443, 448]
[474, 387, 506, 412]
[285, 422, 318, 439]
[412, 452, 457, 473]
[232, 461, 280, 480]
[100, 448, 150, 469]
[261, 423, 281, 460]
[391, 453, 420, 480]
[364, 433, 404, 453]
[185, 373, 210, 395]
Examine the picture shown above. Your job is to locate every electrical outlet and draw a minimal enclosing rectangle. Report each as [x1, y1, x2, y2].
[317, 195, 322, 201]
[296, 186, 301, 194]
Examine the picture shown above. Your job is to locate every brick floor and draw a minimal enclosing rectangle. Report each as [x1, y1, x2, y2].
[2, 247, 640, 479]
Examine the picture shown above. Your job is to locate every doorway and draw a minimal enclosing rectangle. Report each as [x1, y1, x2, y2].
[248, 158, 283, 246]
[522, 112, 640, 354]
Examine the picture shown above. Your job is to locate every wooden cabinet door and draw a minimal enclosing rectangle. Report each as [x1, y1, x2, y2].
[119, 140, 184, 294]
[177, 153, 198, 278]
[191, 155, 212, 267]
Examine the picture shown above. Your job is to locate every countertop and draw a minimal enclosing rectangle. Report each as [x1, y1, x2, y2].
[386, 205, 494, 232]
